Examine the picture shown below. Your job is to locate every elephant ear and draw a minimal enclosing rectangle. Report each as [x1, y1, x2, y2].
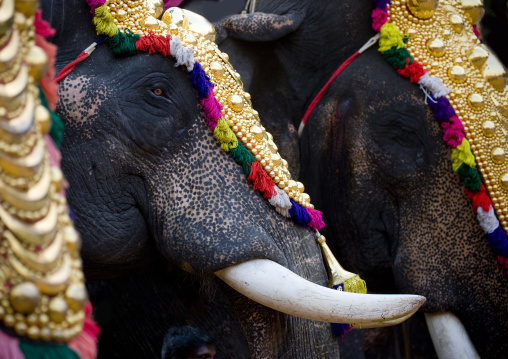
[214, 5, 307, 44]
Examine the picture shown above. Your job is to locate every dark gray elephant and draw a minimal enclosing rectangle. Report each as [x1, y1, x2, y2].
[215, 0, 508, 357]
[39, 1, 424, 358]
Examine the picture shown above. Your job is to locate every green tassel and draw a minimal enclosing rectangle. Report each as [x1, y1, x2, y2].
[383, 47, 413, 69]
[19, 341, 80, 359]
[39, 89, 64, 148]
[458, 163, 482, 192]
[106, 29, 140, 56]
[229, 142, 256, 176]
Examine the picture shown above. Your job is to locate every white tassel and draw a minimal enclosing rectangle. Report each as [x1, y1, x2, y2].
[477, 207, 499, 234]
[269, 186, 292, 218]
[170, 38, 196, 72]
[418, 73, 452, 98]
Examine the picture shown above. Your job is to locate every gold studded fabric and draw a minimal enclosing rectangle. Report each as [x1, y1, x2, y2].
[389, 0, 508, 231]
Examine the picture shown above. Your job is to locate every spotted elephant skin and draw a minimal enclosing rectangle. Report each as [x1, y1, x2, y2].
[215, 0, 508, 357]
[40, 1, 342, 358]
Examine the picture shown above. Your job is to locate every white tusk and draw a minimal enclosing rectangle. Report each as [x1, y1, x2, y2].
[357, 312, 415, 329]
[215, 259, 425, 324]
[425, 312, 480, 359]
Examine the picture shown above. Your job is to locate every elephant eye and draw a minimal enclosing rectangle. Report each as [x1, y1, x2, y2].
[152, 88, 164, 96]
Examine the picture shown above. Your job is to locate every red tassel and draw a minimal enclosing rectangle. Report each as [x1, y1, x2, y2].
[396, 61, 427, 83]
[135, 32, 171, 57]
[247, 161, 276, 199]
[465, 184, 492, 213]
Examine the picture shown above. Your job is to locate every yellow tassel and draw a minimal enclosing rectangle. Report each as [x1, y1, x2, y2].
[315, 233, 367, 294]
[378, 23, 405, 53]
[451, 139, 475, 171]
[213, 118, 238, 152]
[94, 5, 119, 37]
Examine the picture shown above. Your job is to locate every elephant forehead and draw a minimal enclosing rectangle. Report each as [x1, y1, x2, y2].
[57, 75, 108, 132]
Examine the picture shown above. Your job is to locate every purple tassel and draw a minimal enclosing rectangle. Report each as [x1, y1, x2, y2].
[289, 200, 311, 227]
[428, 96, 456, 123]
[331, 284, 353, 338]
[190, 62, 211, 99]
[372, 0, 392, 11]
[485, 226, 508, 257]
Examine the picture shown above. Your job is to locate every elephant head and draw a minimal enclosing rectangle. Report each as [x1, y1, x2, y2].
[39, 0, 424, 358]
[215, 0, 508, 357]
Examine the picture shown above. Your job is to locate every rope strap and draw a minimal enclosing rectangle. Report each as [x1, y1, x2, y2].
[298, 34, 380, 137]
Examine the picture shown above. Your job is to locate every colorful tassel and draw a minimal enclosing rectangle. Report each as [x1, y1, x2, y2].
[306, 207, 325, 231]
[200, 86, 223, 130]
[229, 142, 256, 176]
[106, 29, 140, 56]
[19, 341, 81, 359]
[93, 5, 119, 37]
[451, 140, 475, 171]
[86, 0, 106, 14]
[213, 118, 238, 152]
[396, 61, 427, 83]
[135, 32, 171, 56]
[441, 116, 465, 148]
[289, 200, 311, 227]
[372, 8, 388, 32]
[189, 62, 211, 99]
[247, 161, 277, 199]
[378, 23, 405, 52]
[34, 10, 56, 37]
[0, 330, 24, 359]
[457, 164, 481, 192]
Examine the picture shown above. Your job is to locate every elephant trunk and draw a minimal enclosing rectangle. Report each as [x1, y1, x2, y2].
[216, 259, 425, 326]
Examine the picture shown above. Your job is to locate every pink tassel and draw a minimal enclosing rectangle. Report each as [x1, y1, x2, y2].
[36, 35, 59, 111]
[69, 303, 99, 359]
[86, 0, 107, 13]
[34, 10, 56, 38]
[441, 116, 465, 148]
[372, 9, 388, 32]
[306, 208, 325, 231]
[0, 330, 24, 359]
[45, 135, 62, 168]
[83, 303, 100, 341]
[163, 0, 184, 10]
[498, 255, 508, 271]
[69, 332, 97, 359]
[472, 24, 481, 38]
[200, 88, 223, 130]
